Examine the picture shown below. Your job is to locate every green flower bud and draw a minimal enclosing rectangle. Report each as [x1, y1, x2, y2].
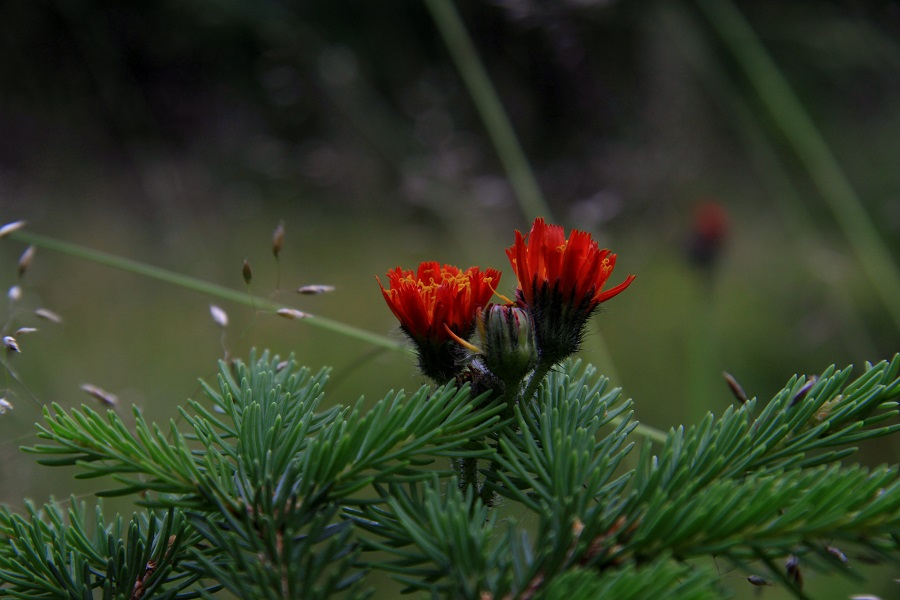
[477, 305, 536, 386]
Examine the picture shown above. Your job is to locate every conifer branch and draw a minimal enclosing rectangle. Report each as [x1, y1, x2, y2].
[488, 360, 638, 514]
[0, 498, 209, 599]
[352, 478, 503, 598]
[188, 503, 365, 600]
[25, 351, 507, 508]
[4, 353, 898, 598]
[350, 357, 899, 597]
[539, 560, 720, 600]
[13, 352, 510, 598]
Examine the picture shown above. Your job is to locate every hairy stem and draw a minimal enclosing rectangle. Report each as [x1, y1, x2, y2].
[458, 456, 479, 496]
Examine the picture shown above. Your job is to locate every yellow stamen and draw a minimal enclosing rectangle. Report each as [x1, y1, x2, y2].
[444, 324, 483, 354]
[485, 277, 514, 305]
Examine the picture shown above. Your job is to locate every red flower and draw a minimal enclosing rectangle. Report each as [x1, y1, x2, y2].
[506, 218, 635, 365]
[687, 201, 729, 269]
[378, 262, 500, 382]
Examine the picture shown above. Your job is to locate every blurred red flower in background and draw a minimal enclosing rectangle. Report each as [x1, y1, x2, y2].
[686, 201, 729, 270]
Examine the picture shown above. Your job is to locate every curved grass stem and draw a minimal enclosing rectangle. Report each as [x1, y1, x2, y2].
[424, 0, 550, 222]
[7, 230, 406, 353]
[696, 0, 900, 332]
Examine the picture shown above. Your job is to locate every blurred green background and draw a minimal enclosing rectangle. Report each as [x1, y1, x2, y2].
[1, 0, 899, 597]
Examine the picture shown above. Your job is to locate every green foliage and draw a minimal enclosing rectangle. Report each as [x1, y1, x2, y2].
[354, 480, 505, 598]
[1, 352, 899, 598]
[539, 561, 721, 600]
[0, 498, 206, 599]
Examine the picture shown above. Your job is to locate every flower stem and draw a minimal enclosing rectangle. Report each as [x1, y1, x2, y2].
[7, 230, 406, 352]
[478, 383, 520, 508]
[521, 361, 554, 405]
[479, 456, 500, 508]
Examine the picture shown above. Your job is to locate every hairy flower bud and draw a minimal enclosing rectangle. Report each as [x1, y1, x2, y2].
[506, 218, 634, 367]
[476, 305, 536, 386]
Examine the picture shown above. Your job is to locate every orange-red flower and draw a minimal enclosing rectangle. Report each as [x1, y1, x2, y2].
[506, 217, 635, 365]
[378, 262, 500, 382]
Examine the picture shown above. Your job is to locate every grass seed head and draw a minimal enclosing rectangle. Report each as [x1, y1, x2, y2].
[3, 336, 20, 352]
[242, 258, 252, 285]
[17, 245, 35, 278]
[722, 371, 748, 404]
[825, 545, 848, 564]
[34, 308, 63, 323]
[276, 308, 310, 320]
[272, 221, 285, 259]
[209, 304, 229, 328]
[297, 285, 335, 295]
[785, 554, 803, 590]
[80, 383, 119, 407]
[0, 220, 27, 239]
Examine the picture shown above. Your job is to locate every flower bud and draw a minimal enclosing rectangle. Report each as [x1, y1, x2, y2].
[476, 305, 536, 386]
